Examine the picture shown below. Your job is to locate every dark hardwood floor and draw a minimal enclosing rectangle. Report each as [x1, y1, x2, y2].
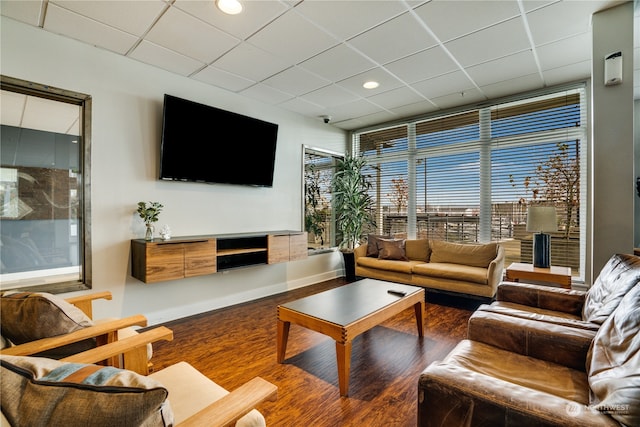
[150, 278, 479, 426]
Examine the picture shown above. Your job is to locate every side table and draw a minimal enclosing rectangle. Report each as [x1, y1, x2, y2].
[505, 262, 572, 289]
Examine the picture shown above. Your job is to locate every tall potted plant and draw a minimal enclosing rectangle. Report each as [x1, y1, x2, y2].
[332, 153, 376, 280]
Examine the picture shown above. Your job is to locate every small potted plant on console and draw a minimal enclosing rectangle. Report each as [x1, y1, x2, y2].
[136, 201, 163, 241]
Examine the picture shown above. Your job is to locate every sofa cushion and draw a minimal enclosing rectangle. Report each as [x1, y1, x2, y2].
[429, 240, 497, 268]
[405, 239, 430, 262]
[0, 355, 173, 427]
[366, 234, 391, 257]
[413, 262, 488, 285]
[356, 256, 418, 274]
[377, 239, 408, 261]
[587, 283, 640, 426]
[582, 253, 640, 324]
[0, 292, 96, 358]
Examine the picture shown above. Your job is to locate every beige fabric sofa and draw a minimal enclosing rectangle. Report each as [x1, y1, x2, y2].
[354, 238, 505, 298]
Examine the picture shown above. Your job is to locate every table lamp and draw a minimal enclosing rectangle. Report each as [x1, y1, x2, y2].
[526, 206, 557, 268]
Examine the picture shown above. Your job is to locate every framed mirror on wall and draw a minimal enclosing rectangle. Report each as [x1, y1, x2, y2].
[302, 146, 343, 253]
[0, 76, 92, 293]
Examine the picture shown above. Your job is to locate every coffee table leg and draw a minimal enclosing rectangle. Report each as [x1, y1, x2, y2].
[277, 319, 290, 363]
[414, 301, 425, 337]
[336, 340, 352, 397]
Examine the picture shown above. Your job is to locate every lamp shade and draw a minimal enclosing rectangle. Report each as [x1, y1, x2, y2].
[526, 206, 558, 233]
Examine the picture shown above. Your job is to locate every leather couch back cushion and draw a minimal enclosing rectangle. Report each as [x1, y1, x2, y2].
[0, 355, 173, 427]
[582, 253, 640, 324]
[587, 283, 640, 426]
[429, 240, 497, 268]
[405, 239, 430, 262]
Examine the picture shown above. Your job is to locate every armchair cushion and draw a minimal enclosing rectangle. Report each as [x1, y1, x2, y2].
[0, 355, 173, 427]
[1, 292, 95, 357]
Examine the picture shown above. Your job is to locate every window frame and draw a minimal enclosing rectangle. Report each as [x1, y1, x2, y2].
[352, 82, 587, 282]
[0, 75, 92, 293]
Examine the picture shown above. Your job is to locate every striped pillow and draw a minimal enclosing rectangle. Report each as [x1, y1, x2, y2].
[0, 355, 173, 427]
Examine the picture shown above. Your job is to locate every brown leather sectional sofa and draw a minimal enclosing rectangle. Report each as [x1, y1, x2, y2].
[354, 237, 505, 298]
[418, 253, 640, 427]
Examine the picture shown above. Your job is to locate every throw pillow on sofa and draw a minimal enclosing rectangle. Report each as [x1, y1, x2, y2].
[366, 234, 391, 257]
[377, 239, 408, 261]
[0, 355, 173, 427]
[429, 240, 497, 268]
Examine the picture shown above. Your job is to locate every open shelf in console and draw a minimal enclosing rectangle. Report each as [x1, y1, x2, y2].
[216, 234, 268, 271]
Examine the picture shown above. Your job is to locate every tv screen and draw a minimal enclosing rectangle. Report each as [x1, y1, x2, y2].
[159, 94, 279, 187]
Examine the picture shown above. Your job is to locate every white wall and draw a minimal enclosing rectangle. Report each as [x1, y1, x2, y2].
[1, 17, 346, 324]
[591, 2, 635, 277]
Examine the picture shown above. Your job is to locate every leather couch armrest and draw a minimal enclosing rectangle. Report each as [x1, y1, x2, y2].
[354, 244, 367, 261]
[497, 281, 586, 316]
[467, 310, 595, 371]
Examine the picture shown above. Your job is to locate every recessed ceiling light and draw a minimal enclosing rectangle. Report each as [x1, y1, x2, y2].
[216, 0, 242, 15]
[363, 81, 379, 89]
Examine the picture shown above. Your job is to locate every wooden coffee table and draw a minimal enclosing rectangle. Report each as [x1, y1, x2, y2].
[276, 279, 425, 397]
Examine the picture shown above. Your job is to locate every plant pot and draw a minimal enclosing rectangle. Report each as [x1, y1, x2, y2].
[342, 251, 356, 282]
[145, 224, 155, 241]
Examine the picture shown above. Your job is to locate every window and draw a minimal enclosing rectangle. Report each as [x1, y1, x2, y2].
[303, 146, 342, 251]
[354, 84, 587, 280]
[0, 76, 92, 293]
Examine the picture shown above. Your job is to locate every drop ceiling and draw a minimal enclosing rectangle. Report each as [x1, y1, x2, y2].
[1, 0, 637, 130]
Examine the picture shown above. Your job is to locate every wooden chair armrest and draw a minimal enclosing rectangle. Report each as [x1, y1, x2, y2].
[61, 326, 173, 374]
[0, 314, 147, 357]
[65, 291, 113, 318]
[179, 377, 278, 427]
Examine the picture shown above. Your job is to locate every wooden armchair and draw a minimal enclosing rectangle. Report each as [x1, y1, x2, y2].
[57, 328, 277, 426]
[0, 291, 153, 373]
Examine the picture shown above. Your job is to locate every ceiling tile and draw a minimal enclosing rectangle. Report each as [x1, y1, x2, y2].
[240, 83, 294, 105]
[1, 90, 27, 127]
[541, 60, 591, 87]
[299, 44, 376, 82]
[385, 45, 459, 84]
[466, 50, 540, 87]
[479, 73, 544, 99]
[0, 0, 43, 26]
[277, 97, 326, 118]
[536, 33, 591, 71]
[526, 1, 618, 45]
[51, 0, 167, 36]
[300, 84, 361, 109]
[22, 95, 80, 135]
[388, 100, 438, 118]
[145, 6, 239, 63]
[263, 66, 330, 96]
[247, 9, 338, 64]
[430, 88, 485, 110]
[412, 71, 476, 100]
[367, 87, 426, 110]
[348, 12, 437, 64]
[328, 99, 386, 122]
[43, 3, 139, 55]
[337, 67, 405, 98]
[192, 65, 255, 92]
[413, 0, 520, 43]
[295, 0, 407, 40]
[212, 43, 290, 82]
[445, 17, 530, 67]
[129, 40, 205, 77]
[173, 0, 288, 40]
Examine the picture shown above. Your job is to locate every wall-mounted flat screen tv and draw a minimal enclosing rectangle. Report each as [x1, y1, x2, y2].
[160, 94, 279, 187]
